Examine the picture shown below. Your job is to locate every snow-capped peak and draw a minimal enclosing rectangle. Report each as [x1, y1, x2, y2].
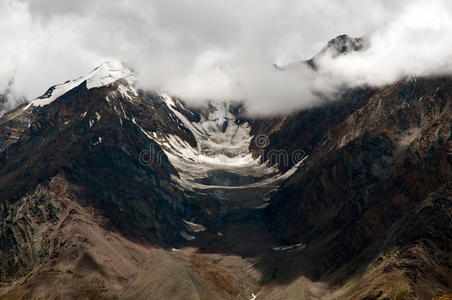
[85, 60, 135, 89]
[31, 60, 135, 107]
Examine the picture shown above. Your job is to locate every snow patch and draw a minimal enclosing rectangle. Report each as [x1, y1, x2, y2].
[253, 203, 269, 209]
[180, 231, 195, 241]
[273, 242, 306, 251]
[92, 136, 102, 146]
[132, 117, 154, 139]
[183, 220, 206, 232]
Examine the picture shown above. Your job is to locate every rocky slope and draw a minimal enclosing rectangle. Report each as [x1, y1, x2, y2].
[257, 76, 452, 299]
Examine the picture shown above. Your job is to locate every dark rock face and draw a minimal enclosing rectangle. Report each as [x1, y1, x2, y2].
[0, 80, 207, 283]
[247, 87, 377, 172]
[260, 76, 452, 297]
[323, 34, 367, 55]
[0, 175, 70, 281]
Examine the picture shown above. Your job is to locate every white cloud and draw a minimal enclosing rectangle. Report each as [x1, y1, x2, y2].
[1, 0, 452, 115]
[315, 0, 452, 88]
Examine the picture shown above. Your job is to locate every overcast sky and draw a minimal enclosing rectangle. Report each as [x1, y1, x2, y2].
[1, 0, 452, 114]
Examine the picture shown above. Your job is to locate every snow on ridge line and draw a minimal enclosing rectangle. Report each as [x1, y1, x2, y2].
[31, 60, 135, 107]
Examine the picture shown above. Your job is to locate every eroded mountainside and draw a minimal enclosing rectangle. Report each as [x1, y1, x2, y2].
[0, 36, 451, 299]
[255, 77, 452, 299]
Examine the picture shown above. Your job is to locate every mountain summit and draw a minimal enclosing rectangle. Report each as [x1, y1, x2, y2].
[31, 60, 136, 107]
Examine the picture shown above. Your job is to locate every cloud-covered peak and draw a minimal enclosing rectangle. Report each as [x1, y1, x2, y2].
[2, 0, 452, 115]
[323, 34, 367, 56]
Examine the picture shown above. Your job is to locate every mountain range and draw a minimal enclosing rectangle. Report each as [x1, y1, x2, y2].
[0, 35, 451, 299]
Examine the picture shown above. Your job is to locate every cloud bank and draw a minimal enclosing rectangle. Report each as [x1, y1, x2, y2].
[1, 0, 452, 115]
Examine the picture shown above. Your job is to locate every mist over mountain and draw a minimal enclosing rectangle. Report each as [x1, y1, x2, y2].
[1, 1, 452, 299]
[2, 0, 452, 115]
